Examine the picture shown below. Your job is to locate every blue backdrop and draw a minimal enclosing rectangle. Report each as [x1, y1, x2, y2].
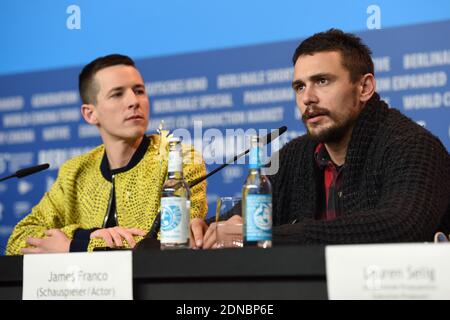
[0, 1, 449, 253]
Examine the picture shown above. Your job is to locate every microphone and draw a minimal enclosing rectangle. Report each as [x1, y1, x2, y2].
[144, 126, 287, 241]
[0, 163, 50, 182]
[189, 125, 287, 188]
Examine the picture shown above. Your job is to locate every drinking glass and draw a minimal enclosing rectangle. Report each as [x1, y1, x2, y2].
[215, 196, 243, 248]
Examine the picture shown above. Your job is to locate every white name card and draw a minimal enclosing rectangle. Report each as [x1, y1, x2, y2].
[23, 251, 133, 300]
[326, 243, 450, 300]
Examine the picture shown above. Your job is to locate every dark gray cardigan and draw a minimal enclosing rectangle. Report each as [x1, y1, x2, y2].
[271, 93, 450, 244]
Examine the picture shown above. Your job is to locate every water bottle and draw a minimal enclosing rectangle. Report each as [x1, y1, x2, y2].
[160, 137, 191, 249]
[242, 135, 272, 248]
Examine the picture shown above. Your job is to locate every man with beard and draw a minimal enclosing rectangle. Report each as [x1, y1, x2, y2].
[199, 29, 450, 248]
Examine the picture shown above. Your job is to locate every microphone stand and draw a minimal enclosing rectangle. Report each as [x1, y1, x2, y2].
[0, 163, 50, 253]
[0, 163, 50, 182]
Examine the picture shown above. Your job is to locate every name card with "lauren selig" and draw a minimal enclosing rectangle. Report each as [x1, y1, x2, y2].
[326, 243, 450, 300]
[23, 251, 133, 300]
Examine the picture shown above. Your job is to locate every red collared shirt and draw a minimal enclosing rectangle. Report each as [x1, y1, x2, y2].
[314, 143, 344, 221]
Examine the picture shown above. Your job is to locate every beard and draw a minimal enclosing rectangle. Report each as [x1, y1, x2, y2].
[302, 105, 358, 143]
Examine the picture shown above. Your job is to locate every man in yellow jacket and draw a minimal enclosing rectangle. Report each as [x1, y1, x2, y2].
[6, 54, 207, 255]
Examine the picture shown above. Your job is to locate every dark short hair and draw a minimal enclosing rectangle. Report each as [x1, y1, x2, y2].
[79, 54, 135, 104]
[292, 29, 374, 83]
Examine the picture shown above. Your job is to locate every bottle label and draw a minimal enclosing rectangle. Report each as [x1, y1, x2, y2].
[168, 152, 182, 173]
[245, 194, 272, 241]
[160, 197, 189, 243]
[249, 145, 261, 169]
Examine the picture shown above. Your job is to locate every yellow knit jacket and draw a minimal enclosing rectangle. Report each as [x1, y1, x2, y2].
[6, 133, 207, 255]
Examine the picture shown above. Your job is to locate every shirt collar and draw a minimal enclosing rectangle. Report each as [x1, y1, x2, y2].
[100, 135, 150, 182]
[314, 143, 343, 171]
[314, 143, 331, 169]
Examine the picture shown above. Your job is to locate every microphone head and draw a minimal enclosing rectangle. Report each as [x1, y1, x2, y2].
[188, 126, 287, 189]
[15, 163, 50, 178]
[260, 126, 287, 145]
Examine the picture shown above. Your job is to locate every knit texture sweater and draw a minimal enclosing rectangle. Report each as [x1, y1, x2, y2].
[6, 133, 207, 255]
[271, 93, 450, 244]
